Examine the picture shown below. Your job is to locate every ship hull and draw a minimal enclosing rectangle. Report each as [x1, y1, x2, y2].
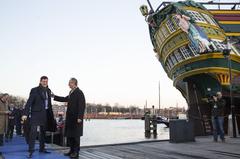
[142, 0, 240, 136]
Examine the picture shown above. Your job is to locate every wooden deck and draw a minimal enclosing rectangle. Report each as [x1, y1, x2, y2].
[1, 136, 240, 159]
[76, 136, 240, 159]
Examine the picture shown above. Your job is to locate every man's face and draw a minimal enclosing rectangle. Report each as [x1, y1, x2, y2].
[175, 14, 181, 20]
[68, 80, 76, 89]
[216, 92, 222, 99]
[1, 95, 9, 102]
[40, 79, 48, 88]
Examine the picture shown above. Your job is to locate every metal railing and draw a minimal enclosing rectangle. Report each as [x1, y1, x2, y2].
[154, 1, 240, 12]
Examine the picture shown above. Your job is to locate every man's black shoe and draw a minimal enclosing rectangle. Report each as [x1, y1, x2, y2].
[64, 151, 72, 156]
[39, 149, 51, 153]
[70, 152, 79, 158]
[27, 152, 33, 158]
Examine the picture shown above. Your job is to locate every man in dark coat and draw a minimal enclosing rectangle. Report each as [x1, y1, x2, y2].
[6, 104, 15, 141]
[209, 91, 226, 142]
[53, 77, 86, 158]
[0, 93, 9, 156]
[22, 76, 56, 158]
[14, 106, 23, 135]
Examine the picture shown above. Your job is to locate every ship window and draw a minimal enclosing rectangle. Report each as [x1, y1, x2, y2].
[172, 15, 180, 28]
[161, 25, 169, 38]
[166, 19, 176, 33]
[170, 39, 176, 50]
[180, 46, 192, 59]
[166, 62, 171, 71]
[166, 43, 171, 53]
[179, 32, 188, 41]
[170, 54, 177, 65]
[175, 35, 182, 44]
[164, 45, 169, 54]
[201, 14, 217, 26]
[155, 34, 162, 49]
[174, 50, 184, 62]
[168, 58, 174, 68]
[155, 32, 162, 43]
[163, 47, 168, 57]
[158, 30, 165, 42]
[212, 40, 226, 50]
[188, 43, 199, 56]
[165, 66, 169, 73]
[186, 10, 207, 23]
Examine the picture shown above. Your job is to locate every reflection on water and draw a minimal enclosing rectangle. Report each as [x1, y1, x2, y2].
[81, 119, 169, 146]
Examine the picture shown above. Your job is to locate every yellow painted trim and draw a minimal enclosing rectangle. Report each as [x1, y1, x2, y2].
[196, 23, 222, 31]
[216, 74, 230, 85]
[158, 29, 183, 57]
[225, 33, 240, 36]
[170, 54, 240, 78]
[210, 10, 240, 14]
[218, 21, 240, 25]
[208, 35, 226, 41]
[173, 67, 240, 86]
[170, 53, 221, 76]
[196, 23, 227, 37]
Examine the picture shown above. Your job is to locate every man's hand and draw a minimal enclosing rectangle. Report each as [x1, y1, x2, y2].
[5, 111, 10, 114]
[213, 96, 217, 102]
[77, 119, 82, 123]
[51, 91, 55, 98]
[22, 115, 27, 121]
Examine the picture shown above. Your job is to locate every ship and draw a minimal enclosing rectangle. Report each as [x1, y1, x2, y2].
[140, 0, 240, 135]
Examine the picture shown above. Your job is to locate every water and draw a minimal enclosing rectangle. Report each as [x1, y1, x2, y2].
[81, 119, 169, 146]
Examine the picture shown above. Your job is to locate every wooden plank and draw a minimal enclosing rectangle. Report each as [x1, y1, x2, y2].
[78, 136, 240, 159]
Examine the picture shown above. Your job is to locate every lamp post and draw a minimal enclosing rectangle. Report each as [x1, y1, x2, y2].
[223, 39, 237, 138]
[228, 54, 237, 138]
[158, 81, 161, 116]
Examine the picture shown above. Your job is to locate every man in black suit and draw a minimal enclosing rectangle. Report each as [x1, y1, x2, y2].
[53, 78, 86, 158]
[15, 106, 23, 135]
[22, 76, 55, 158]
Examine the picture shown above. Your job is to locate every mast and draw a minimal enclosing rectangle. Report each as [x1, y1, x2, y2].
[146, 0, 154, 11]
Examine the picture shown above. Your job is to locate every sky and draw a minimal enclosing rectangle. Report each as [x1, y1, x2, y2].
[4, 0, 232, 108]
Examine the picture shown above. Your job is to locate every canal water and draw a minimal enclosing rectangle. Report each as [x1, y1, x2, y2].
[81, 119, 169, 146]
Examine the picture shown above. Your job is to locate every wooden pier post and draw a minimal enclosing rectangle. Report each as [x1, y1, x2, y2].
[145, 111, 158, 138]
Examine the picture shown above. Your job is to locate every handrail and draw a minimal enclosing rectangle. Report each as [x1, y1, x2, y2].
[155, 2, 240, 12]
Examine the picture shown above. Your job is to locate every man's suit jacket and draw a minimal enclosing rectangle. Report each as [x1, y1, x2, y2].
[54, 87, 86, 137]
[24, 86, 56, 131]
